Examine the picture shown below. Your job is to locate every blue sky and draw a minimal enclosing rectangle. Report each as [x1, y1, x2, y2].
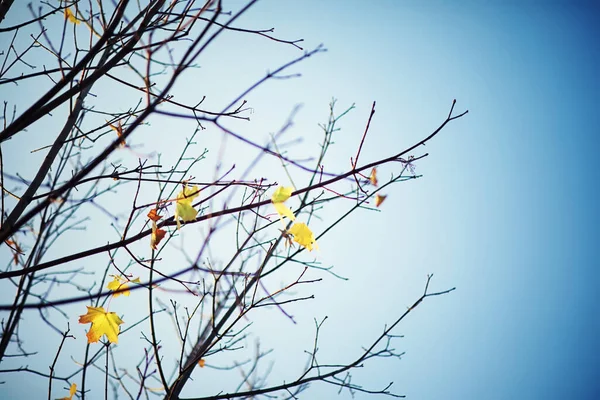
[228, 2, 600, 398]
[1, 1, 598, 399]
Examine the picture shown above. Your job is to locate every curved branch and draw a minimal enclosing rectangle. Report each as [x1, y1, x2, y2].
[0, 100, 468, 280]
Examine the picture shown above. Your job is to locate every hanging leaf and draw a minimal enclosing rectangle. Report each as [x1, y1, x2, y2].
[288, 222, 318, 251]
[271, 186, 296, 221]
[56, 383, 77, 400]
[374, 194, 387, 207]
[271, 186, 293, 203]
[78, 306, 124, 344]
[5, 238, 23, 265]
[64, 8, 80, 25]
[148, 209, 166, 249]
[369, 167, 378, 186]
[175, 185, 200, 229]
[108, 120, 126, 147]
[273, 202, 295, 221]
[106, 275, 139, 297]
[151, 225, 166, 250]
[147, 208, 162, 221]
[107, 276, 130, 298]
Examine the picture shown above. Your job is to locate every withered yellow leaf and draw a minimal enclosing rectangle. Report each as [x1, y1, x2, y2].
[374, 194, 387, 207]
[64, 8, 80, 25]
[175, 185, 200, 229]
[79, 306, 124, 344]
[56, 383, 77, 400]
[369, 167, 378, 186]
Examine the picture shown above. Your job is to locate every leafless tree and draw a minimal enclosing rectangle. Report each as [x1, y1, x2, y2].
[0, 1, 467, 399]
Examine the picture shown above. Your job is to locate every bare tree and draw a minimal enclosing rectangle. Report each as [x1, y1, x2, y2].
[0, 1, 467, 399]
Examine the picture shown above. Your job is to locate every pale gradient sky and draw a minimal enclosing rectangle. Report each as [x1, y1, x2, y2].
[1, 1, 598, 399]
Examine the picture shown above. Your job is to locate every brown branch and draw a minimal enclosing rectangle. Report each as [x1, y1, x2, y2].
[0, 100, 467, 281]
[180, 275, 454, 400]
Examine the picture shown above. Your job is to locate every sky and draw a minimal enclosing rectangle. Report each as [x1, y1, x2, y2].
[1, 1, 599, 399]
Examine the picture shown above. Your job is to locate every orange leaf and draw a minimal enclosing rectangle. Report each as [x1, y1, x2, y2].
[5, 239, 23, 265]
[109, 120, 126, 147]
[56, 383, 77, 400]
[369, 167, 378, 186]
[147, 208, 162, 221]
[151, 225, 166, 250]
[78, 306, 124, 344]
[198, 359, 206, 368]
[374, 194, 387, 207]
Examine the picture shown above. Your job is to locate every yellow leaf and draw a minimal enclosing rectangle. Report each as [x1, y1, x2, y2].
[64, 8, 80, 25]
[271, 186, 293, 203]
[273, 202, 295, 221]
[175, 203, 198, 228]
[271, 186, 296, 221]
[106, 275, 134, 297]
[175, 185, 199, 229]
[288, 222, 318, 251]
[56, 383, 77, 400]
[369, 168, 378, 186]
[374, 194, 387, 207]
[177, 185, 200, 204]
[78, 306, 124, 344]
[198, 358, 206, 368]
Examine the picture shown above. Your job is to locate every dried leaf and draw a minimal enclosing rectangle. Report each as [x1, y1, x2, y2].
[78, 306, 124, 344]
[56, 383, 77, 400]
[374, 194, 387, 207]
[147, 209, 162, 221]
[64, 8, 80, 25]
[369, 167, 378, 186]
[280, 229, 295, 248]
[5, 239, 23, 265]
[198, 359, 206, 368]
[109, 120, 126, 147]
[151, 225, 166, 250]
